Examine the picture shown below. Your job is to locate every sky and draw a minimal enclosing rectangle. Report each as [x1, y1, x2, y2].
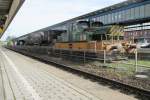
[1, 0, 126, 40]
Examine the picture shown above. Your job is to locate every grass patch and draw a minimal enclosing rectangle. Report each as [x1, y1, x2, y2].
[128, 60, 150, 67]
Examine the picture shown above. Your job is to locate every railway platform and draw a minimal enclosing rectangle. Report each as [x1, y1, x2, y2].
[0, 47, 138, 100]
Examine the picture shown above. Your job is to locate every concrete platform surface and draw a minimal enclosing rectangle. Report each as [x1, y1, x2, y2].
[0, 47, 138, 100]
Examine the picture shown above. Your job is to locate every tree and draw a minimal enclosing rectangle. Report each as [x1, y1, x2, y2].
[6, 36, 16, 46]
[6, 36, 16, 41]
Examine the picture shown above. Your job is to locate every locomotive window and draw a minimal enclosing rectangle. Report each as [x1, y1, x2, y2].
[113, 36, 118, 40]
[112, 36, 124, 40]
[91, 34, 107, 41]
[119, 36, 124, 40]
[91, 22, 103, 27]
[77, 21, 90, 29]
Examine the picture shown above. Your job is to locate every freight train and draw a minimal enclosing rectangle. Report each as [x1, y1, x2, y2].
[16, 30, 66, 46]
[15, 21, 134, 52]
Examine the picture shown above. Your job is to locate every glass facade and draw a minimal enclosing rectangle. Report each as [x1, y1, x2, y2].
[54, 3, 150, 31]
[92, 4, 150, 24]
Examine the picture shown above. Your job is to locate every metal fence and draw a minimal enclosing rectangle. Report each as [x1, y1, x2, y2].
[49, 47, 150, 75]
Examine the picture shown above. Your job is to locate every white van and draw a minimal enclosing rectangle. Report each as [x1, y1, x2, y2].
[134, 38, 150, 48]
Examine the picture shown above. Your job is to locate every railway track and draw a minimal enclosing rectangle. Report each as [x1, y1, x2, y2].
[6, 46, 150, 99]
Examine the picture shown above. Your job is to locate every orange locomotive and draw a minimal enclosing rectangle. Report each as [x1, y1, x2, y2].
[54, 21, 133, 53]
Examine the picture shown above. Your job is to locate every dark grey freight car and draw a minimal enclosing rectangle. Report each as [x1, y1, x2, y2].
[16, 30, 66, 46]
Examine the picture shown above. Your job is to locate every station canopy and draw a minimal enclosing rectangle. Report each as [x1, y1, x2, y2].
[0, 0, 25, 38]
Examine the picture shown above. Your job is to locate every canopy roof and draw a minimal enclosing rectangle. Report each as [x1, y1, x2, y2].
[0, 0, 25, 38]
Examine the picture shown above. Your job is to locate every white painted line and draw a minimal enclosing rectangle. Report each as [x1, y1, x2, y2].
[0, 50, 42, 100]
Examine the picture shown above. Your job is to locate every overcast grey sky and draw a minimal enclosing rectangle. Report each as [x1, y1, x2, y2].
[1, 0, 126, 40]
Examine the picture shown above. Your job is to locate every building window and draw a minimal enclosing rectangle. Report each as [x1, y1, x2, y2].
[115, 12, 119, 22]
[101, 16, 105, 23]
[139, 5, 145, 18]
[125, 9, 131, 20]
[112, 13, 115, 23]
[134, 6, 140, 19]
[145, 4, 150, 17]
[92, 17, 96, 22]
[130, 8, 135, 19]
[108, 14, 111, 23]
[118, 11, 122, 22]
[99, 16, 102, 22]
[105, 15, 109, 24]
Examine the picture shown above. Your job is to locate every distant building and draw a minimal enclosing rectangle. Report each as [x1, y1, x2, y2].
[124, 22, 150, 42]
